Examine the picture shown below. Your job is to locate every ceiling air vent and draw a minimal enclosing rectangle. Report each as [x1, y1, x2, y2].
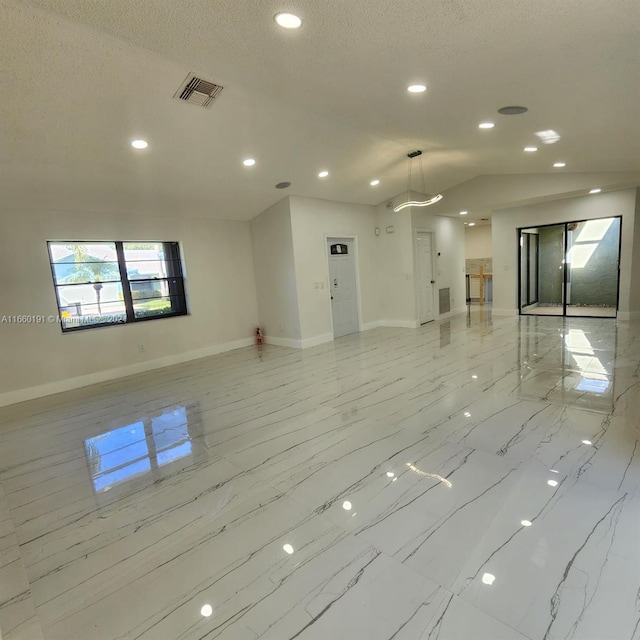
[174, 73, 223, 108]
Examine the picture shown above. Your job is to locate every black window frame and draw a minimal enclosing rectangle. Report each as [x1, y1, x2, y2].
[47, 241, 188, 333]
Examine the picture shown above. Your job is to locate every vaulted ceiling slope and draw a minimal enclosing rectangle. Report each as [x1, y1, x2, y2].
[2, 0, 639, 220]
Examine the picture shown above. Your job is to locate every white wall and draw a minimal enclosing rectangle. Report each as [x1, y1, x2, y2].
[0, 210, 259, 404]
[465, 225, 492, 258]
[376, 202, 417, 325]
[250, 198, 301, 345]
[492, 189, 638, 317]
[289, 196, 381, 344]
[413, 209, 467, 317]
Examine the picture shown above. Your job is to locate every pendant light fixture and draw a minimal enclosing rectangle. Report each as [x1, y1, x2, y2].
[393, 150, 443, 212]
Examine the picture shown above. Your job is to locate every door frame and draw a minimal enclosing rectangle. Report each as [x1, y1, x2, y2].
[517, 216, 622, 318]
[324, 235, 363, 339]
[414, 228, 438, 324]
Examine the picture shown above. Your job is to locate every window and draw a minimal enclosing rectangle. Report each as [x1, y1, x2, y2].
[48, 241, 187, 332]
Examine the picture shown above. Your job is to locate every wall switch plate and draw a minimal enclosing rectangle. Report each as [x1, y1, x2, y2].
[375, 227, 381, 236]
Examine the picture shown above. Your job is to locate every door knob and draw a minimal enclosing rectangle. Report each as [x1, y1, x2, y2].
[431, 280, 435, 284]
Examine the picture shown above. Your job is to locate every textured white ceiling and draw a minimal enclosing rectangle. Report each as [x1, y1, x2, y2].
[2, 0, 639, 219]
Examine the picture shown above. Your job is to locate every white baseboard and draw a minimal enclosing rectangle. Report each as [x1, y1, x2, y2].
[492, 308, 519, 317]
[300, 333, 334, 349]
[263, 335, 302, 348]
[0, 337, 254, 409]
[380, 319, 419, 329]
[361, 321, 383, 331]
[617, 311, 640, 321]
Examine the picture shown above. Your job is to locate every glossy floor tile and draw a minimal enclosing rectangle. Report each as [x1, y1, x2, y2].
[1, 310, 640, 639]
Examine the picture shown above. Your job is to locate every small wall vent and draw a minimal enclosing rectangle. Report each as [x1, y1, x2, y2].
[439, 288, 451, 315]
[174, 73, 223, 108]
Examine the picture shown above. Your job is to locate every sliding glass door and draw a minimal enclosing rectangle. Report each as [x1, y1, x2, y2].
[519, 216, 621, 318]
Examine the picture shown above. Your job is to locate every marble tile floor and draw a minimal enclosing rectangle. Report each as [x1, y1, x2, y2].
[1, 310, 640, 639]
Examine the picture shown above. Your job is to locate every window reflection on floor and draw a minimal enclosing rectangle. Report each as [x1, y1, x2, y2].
[518, 318, 615, 413]
[84, 406, 191, 493]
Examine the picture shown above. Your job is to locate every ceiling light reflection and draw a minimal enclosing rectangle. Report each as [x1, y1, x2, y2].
[283, 544, 294, 554]
[547, 479, 559, 487]
[386, 471, 395, 478]
[406, 463, 452, 488]
[342, 501, 352, 511]
[201, 604, 213, 617]
[521, 520, 532, 527]
[482, 573, 496, 585]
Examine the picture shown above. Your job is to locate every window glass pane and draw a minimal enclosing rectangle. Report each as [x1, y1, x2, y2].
[49, 242, 120, 285]
[56, 282, 127, 329]
[123, 243, 168, 279]
[133, 295, 183, 319]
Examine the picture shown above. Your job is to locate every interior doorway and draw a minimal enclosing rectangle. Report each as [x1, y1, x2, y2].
[416, 231, 436, 324]
[327, 238, 360, 338]
[519, 216, 621, 318]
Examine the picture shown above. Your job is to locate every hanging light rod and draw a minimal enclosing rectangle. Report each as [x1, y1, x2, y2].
[393, 150, 443, 212]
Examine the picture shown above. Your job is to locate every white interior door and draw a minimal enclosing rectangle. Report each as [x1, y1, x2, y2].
[416, 231, 436, 324]
[328, 238, 359, 338]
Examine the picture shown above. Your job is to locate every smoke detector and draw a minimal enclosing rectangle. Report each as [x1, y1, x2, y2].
[174, 73, 223, 108]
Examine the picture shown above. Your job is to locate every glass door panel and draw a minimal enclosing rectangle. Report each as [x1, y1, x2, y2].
[566, 217, 620, 317]
[520, 225, 565, 316]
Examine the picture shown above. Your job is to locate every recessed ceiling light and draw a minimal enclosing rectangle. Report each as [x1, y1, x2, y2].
[370, 179, 380, 186]
[524, 146, 538, 152]
[478, 122, 495, 129]
[386, 471, 395, 478]
[459, 211, 468, 215]
[589, 188, 601, 194]
[243, 158, 256, 167]
[274, 12, 302, 29]
[407, 84, 427, 93]
[553, 162, 566, 168]
[283, 543, 294, 554]
[521, 520, 532, 527]
[131, 139, 148, 149]
[468, 222, 476, 227]
[342, 501, 352, 510]
[472, 375, 478, 379]
[464, 411, 471, 417]
[318, 170, 329, 178]
[200, 604, 213, 617]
